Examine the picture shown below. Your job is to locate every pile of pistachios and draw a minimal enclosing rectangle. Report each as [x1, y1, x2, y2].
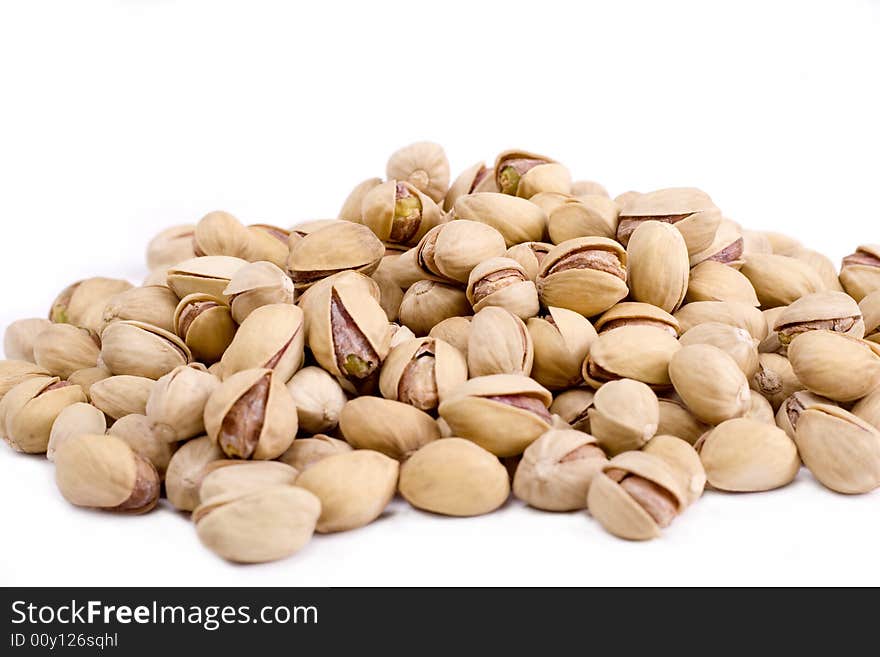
[3, 143, 880, 561]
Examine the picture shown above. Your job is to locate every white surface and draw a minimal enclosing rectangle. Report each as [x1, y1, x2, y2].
[1, 0, 879, 587]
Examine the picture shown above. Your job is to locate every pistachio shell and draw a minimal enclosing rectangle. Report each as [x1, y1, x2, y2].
[504, 242, 554, 282]
[626, 220, 689, 312]
[371, 263, 404, 322]
[617, 187, 721, 255]
[171, 293, 236, 364]
[763, 231, 802, 255]
[89, 375, 155, 420]
[146, 224, 196, 270]
[741, 229, 774, 257]
[549, 388, 594, 433]
[789, 247, 844, 292]
[859, 290, 880, 343]
[571, 180, 609, 198]
[751, 352, 804, 409]
[444, 162, 496, 211]
[220, 303, 304, 383]
[773, 291, 864, 346]
[588, 379, 659, 455]
[746, 392, 775, 423]
[193, 211, 253, 260]
[740, 254, 825, 308]
[386, 141, 450, 203]
[339, 177, 383, 222]
[398, 280, 471, 337]
[775, 390, 836, 439]
[46, 402, 107, 462]
[679, 322, 760, 379]
[166, 256, 248, 300]
[687, 218, 745, 268]
[428, 316, 471, 360]
[100, 285, 180, 335]
[582, 325, 681, 389]
[379, 337, 467, 412]
[674, 301, 767, 340]
[656, 397, 710, 445]
[594, 302, 679, 336]
[287, 221, 384, 290]
[285, 366, 348, 434]
[467, 307, 534, 378]
[146, 364, 220, 441]
[389, 322, 416, 348]
[50, 277, 134, 333]
[466, 256, 539, 319]
[3, 376, 87, 453]
[453, 192, 547, 246]
[4, 318, 51, 362]
[642, 435, 706, 506]
[224, 261, 295, 324]
[246, 224, 290, 270]
[277, 435, 352, 472]
[339, 396, 440, 460]
[66, 366, 111, 400]
[415, 220, 506, 284]
[686, 261, 760, 306]
[165, 436, 225, 512]
[527, 307, 597, 390]
[361, 180, 445, 247]
[33, 324, 100, 378]
[100, 321, 191, 379]
[840, 245, 880, 301]
[494, 149, 571, 198]
[198, 461, 299, 503]
[547, 195, 619, 242]
[788, 330, 880, 402]
[107, 414, 176, 476]
[669, 344, 751, 424]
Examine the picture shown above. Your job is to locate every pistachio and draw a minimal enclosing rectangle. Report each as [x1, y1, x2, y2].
[371, 262, 405, 322]
[453, 192, 546, 246]
[295, 450, 399, 533]
[146, 224, 196, 270]
[146, 364, 219, 441]
[746, 392, 775, 423]
[285, 366, 348, 434]
[504, 242, 553, 282]
[277, 434, 352, 472]
[50, 277, 133, 333]
[527, 307, 597, 390]
[338, 178, 383, 222]
[379, 337, 467, 412]
[4, 318, 51, 362]
[192, 211, 254, 260]
[46, 402, 107, 462]
[789, 247, 845, 293]
[198, 461, 300, 503]
[55, 433, 160, 514]
[587, 451, 686, 541]
[582, 325, 681, 390]
[194, 485, 320, 563]
[438, 374, 553, 457]
[444, 162, 497, 211]
[66, 366, 111, 400]
[751, 352, 804, 409]
[763, 231, 802, 256]
[549, 388, 594, 433]
[626, 220, 689, 312]
[674, 300, 767, 341]
[398, 280, 471, 337]
[220, 303, 304, 383]
[642, 435, 706, 506]
[594, 302, 679, 336]
[467, 307, 534, 378]
[758, 307, 787, 355]
[100, 321, 191, 379]
[588, 379, 659, 455]
[2, 376, 86, 453]
[386, 141, 450, 203]
[741, 229, 774, 257]
[512, 429, 607, 511]
[494, 149, 571, 198]
[840, 244, 880, 301]
[287, 221, 384, 291]
[89, 375, 155, 420]
[571, 180, 609, 198]
[428, 316, 471, 359]
[679, 322, 760, 379]
[204, 368, 298, 460]
[547, 195, 619, 242]
[361, 180, 445, 248]
[339, 396, 440, 460]
[401, 438, 510, 516]
[466, 257, 539, 319]
[166, 256, 248, 300]
[172, 294, 237, 365]
[670, 344, 751, 424]
[775, 390, 836, 439]
[773, 291, 864, 346]
[33, 324, 100, 378]
[389, 322, 416, 348]
[537, 237, 628, 317]
[688, 218, 745, 268]
[788, 330, 880, 402]
[165, 436, 224, 512]
[685, 261, 760, 306]
[740, 254, 825, 308]
[246, 224, 291, 270]
[223, 261, 295, 324]
[100, 285, 180, 335]
[859, 290, 880, 344]
[107, 414, 177, 477]
[656, 397, 710, 445]
[418, 221, 508, 286]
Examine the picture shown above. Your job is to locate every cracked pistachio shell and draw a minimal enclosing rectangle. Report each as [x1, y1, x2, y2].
[688, 218, 745, 268]
[572, 180, 609, 198]
[339, 177, 383, 222]
[296, 450, 399, 533]
[795, 404, 880, 494]
[401, 438, 510, 516]
[685, 261, 760, 306]
[67, 366, 111, 400]
[745, 392, 775, 423]
[589, 379, 659, 455]
[339, 396, 440, 460]
[389, 322, 415, 348]
[674, 301, 767, 341]
[582, 325, 681, 389]
[587, 451, 686, 541]
[370, 262, 404, 322]
[89, 375, 155, 420]
[513, 429, 606, 511]
[361, 180, 445, 247]
[537, 237, 628, 317]
[220, 303, 304, 383]
[386, 141, 450, 203]
[50, 277, 134, 333]
[146, 364, 220, 441]
[224, 261, 295, 324]
[616, 187, 721, 256]
[444, 162, 497, 211]
[657, 397, 710, 445]
[193, 211, 253, 260]
[100, 321, 191, 379]
[742, 229, 774, 257]
[494, 149, 571, 198]
[528, 307, 597, 390]
[773, 291, 864, 347]
[2, 377, 86, 453]
[204, 368, 298, 461]
[775, 390, 836, 439]
[146, 224, 196, 270]
[549, 388, 594, 433]
[740, 254, 825, 308]
[428, 316, 471, 359]
[165, 436, 224, 511]
[758, 307, 786, 355]
[438, 374, 553, 457]
[697, 418, 799, 492]
[287, 221, 384, 291]
[194, 485, 320, 563]
[788, 330, 880, 402]
[278, 434, 352, 472]
[840, 245, 880, 301]
[614, 190, 640, 210]
[4, 318, 51, 362]
[547, 195, 619, 242]
[859, 290, 880, 343]
[100, 285, 180, 335]
[246, 224, 290, 270]
[288, 220, 347, 248]
[751, 352, 804, 410]
[467, 307, 533, 377]
[297, 268, 381, 311]
[594, 302, 679, 336]
[55, 433, 160, 514]
[763, 231, 801, 256]
[417, 220, 507, 284]
[466, 257, 540, 319]
[504, 242, 553, 282]
[643, 434, 706, 506]
[173, 294, 237, 365]
[166, 256, 248, 301]
[670, 344, 751, 424]
[46, 402, 107, 462]
[108, 414, 176, 477]
[626, 221, 689, 312]
[198, 461, 299, 503]
[285, 366, 347, 434]
[789, 248, 844, 293]
[453, 193, 546, 246]
[379, 337, 467, 412]
[679, 322, 760, 379]
[33, 324, 100, 379]
[398, 280, 471, 337]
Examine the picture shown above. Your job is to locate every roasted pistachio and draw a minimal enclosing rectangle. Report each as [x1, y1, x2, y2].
[466, 257, 539, 319]
[193, 211, 254, 260]
[679, 322, 760, 379]
[379, 337, 467, 412]
[146, 224, 196, 270]
[751, 352, 804, 409]
[467, 307, 533, 378]
[504, 242, 553, 282]
[146, 364, 219, 442]
[198, 461, 299, 503]
[100, 321, 191, 380]
[428, 316, 471, 359]
[361, 180, 445, 248]
[100, 285, 180, 335]
[339, 178, 383, 222]
[740, 254, 825, 308]
[547, 194, 619, 242]
[2, 376, 86, 453]
[840, 245, 880, 301]
[415, 221, 506, 284]
[746, 392, 775, 423]
[571, 180, 609, 198]
[685, 261, 760, 306]
[398, 280, 471, 337]
[527, 307, 597, 390]
[626, 220, 689, 313]
[166, 256, 248, 300]
[741, 229, 774, 257]
[494, 149, 571, 198]
[46, 402, 107, 462]
[223, 261, 295, 324]
[788, 330, 880, 402]
[789, 247, 845, 293]
[389, 322, 416, 347]
[656, 397, 710, 445]
[339, 396, 439, 460]
[277, 434, 352, 472]
[371, 261, 405, 322]
[246, 224, 291, 270]
[773, 291, 864, 347]
[549, 388, 594, 433]
[859, 290, 880, 344]
[66, 366, 111, 400]
[285, 366, 348, 435]
[89, 375, 155, 420]
[594, 302, 679, 336]
[642, 435, 705, 506]
[4, 318, 51, 362]
[688, 218, 745, 268]
[582, 325, 681, 390]
[165, 436, 225, 512]
[108, 414, 176, 476]
[763, 231, 802, 256]
[674, 300, 767, 341]
[287, 221, 384, 291]
[669, 344, 751, 424]
[33, 324, 100, 378]
[588, 379, 659, 455]
[453, 192, 546, 246]
[775, 390, 836, 439]
[173, 294, 237, 364]
[220, 303, 304, 383]
[50, 277, 133, 333]
[386, 141, 450, 203]
[444, 162, 497, 211]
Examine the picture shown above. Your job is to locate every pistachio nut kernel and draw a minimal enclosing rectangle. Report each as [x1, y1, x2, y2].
[146, 224, 197, 270]
[100, 285, 180, 335]
[55, 433, 161, 514]
[166, 256, 249, 301]
[220, 303, 304, 383]
[285, 366, 348, 435]
[452, 192, 547, 246]
[146, 364, 220, 442]
[398, 280, 471, 337]
[198, 461, 300, 504]
[527, 306, 597, 390]
[173, 293, 237, 364]
[751, 352, 804, 410]
[4, 318, 51, 362]
[438, 374, 553, 457]
[467, 307, 534, 378]
[773, 291, 864, 346]
[494, 149, 571, 198]
[656, 397, 710, 445]
[795, 404, 880, 494]
[512, 429, 607, 511]
[401, 438, 510, 516]
[587, 451, 687, 541]
[204, 368, 298, 461]
[679, 322, 760, 379]
[775, 390, 836, 439]
[49, 277, 134, 333]
[685, 261, 760, 306]
[588, 379, 659, 455]
[669, 344, 751, 425]
[547, 195, 619, 243]
[466, 257, 539, 320]
[223, 260, 295, 324]
[674, 300, 768, 341]
[194, 485, 320, 564]
[840, 244, 880, 301]
[165, 436, 225, 512]
[277, 434, 352, 472]
[428, 316, 472, 360]
[549, 388, 595, 433]
[107, 414, 177, 477]
[642, 435, 706, 506]
[582, 325, 681, 390]
[192, 211, 253, 260]
[338, 177, 383, 222]
[33, 324, 101, 378]
[361, 180, 444, 247]
[788, 330, 880, 402]
[295, 450, 400, 533]
[537, 237, 628, 317]
[626, 220, 690, 313]
[46, 402, 107, 462]
[100, 321, 191, 380]
[688, 218, 745, 268]
[379, 337, 467, 412]
[89, 375, 155, 420]
[444, 162, 496, 212]
[740, 254, 825, 308]
[505, 242, 554, 282]
[594, 302, 680, 337]
[339, 396, 440, 460]
[386, 141, 450, 203]
[287, 221, 384, 291]
[3, 376, 87, 453]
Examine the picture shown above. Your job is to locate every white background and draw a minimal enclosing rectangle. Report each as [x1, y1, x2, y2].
[1, 0, 879, 586]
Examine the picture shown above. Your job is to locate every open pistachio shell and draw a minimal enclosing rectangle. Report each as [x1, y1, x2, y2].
[224, 261, 295, 324]
[549, 388, 594, 433]
[33, 324, 101, 378]
[773, 291, 864, 347]
[100, 321, 191, 380]
[775, 390, 836, 439]
[688, 218, 745, 268]
[165, 436, 225, 511]
[840, 244, 880, 301]
[277, 435, 352, 472]
[4, 318, 52, 362]
[859, 290, 880, 344]
[398, 280, 471, 337]
[361, 180, 445, 247]
[594, 302, 679, 336]
[504, 242, 553, 282]
[285, 366, 348, 435]
[582, 325, 681, 390]
[173, 293, 237, 364]
[751, 352, 804, 410]
[418, 220, 507, 284]
[527, 307, 597, 390]
[444, 162, 497, 212]
[669, 344, 751, 424]
[50, 277, 134, 333]
[494, 149, 571, 198]
[246, 224, 290, 270]
[379, 337, 467, 412]
[89, 375, 155, 420]
[220, 303, 304, 383]
[339, 396, 440, 460]
[339, 177, 383, 222]
[740, 254, 825, 308]
[287, 221, 384, 291]
[146, 224, 196, 270]
[3, 376, 87, 453]
[46, 402, 107, 462]
[386, 141, 450, 203]
[643, 435, 706, 506]
[788, 330, 880, 402]
[686, 261, 760, 306]
[466, 256, 539, 319]
[146, 364, 219, 441]
[100, 285, 180, 335]
[674, 301, 767, 341]
[626, 220, 689, 313]
[679, 322, 760, 379]
[589, 379, 659, 455]
[467, 306, 533, 378]
[548, 195, 618, 243]
[453, 192, 546, 246]
[166, 256, 248, 300]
